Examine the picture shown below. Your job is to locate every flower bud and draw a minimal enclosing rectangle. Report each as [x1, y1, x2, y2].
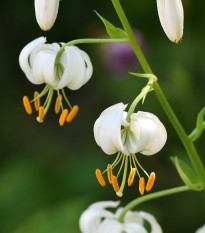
[35, 0, 60, 31]
[157, 0, 184, 43]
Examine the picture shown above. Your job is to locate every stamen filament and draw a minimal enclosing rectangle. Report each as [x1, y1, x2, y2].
[34, 91, 40, 111]
[66, 105, 79, 122]
[134, 156, 149, 178]
[38, 106, 44, 122]
[112, 154, 123, 170]
[117, 155, 125, 177]
[111, 176, 120, 192]
[146, 172, 156, 192]
[62, 89, 72, 109]
[102, 153, 121, 175]
[30, 85, 49, 103]
[55, 92, 63, 114]
[59, 109, 69, 126]
[43, 87, 54, 117]
[132, 155, 141, 178]
[96, 169, 106, 186]
[139, 177, 145, 195]
[117, 156, 128, 197]
[128, 168, 136, 186]
[23, 96, 32, 114]
[107, 164, 113, 184]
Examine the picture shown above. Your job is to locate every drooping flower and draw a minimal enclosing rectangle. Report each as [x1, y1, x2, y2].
[19, 37, 93, 126]
[196, 225, 205, 233]
[94, 103, 167, 196]
[156, 0, 184, 43]
[35, 0, 60, 31]
[79, 201, 163, 233]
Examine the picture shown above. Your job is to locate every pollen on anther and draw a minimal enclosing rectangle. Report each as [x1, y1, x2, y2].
[146, 172, 155, 192]
[55, 95, 62, 114]
[38, 106, 44, 122]
[66, 105, 79, 122]
[128, 168, 136, 186]
[59, 109, 69, 126]
[139, 177, 145, 195]
[111, 176, 120, 192]
[23, 96, 32, 115]
[107, 164, 113, 184]
[34, 91, 40, 111]
[95, 169, 106, 187]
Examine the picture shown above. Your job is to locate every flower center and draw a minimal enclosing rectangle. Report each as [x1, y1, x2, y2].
[95, 152, 155, 197]
[22, 84, 79, 126]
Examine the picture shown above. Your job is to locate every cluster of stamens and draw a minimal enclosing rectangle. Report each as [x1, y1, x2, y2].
[95, 153, 155, 197]
[23, 85, 79, 126]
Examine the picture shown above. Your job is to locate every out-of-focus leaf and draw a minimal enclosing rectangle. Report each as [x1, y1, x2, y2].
[95, 11, 127, 39]
[171, 156, 203, 191]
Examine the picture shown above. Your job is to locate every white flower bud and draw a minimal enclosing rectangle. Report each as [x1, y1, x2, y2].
[35, 0, 60, 31]
[156, 0, 184, 43]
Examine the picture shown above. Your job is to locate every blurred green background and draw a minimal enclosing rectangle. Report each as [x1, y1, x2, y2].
[0, 0, 205, 232]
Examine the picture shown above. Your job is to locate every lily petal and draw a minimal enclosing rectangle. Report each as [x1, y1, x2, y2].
[124, 222, 148, 233]
[98, 219, 123, 233]
[19, 37, 46, 84]
[94, 103, 127, 155]
[139, 211, 163, 233]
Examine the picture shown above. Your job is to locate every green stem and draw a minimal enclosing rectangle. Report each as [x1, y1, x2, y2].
[118, 185, 190, 222]
[55, 38, 129, 65]
[111, 0, 205, 184]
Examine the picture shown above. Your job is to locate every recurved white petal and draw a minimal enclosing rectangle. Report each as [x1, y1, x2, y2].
[139, 211, 163, 233]
[79, 201, 119, 233]
[98, 219, 122, 233]
[94, 104, 127, 155]
[124, 222, 148, 233]
[35, 0, 60, 31]
[19, 37, 46, 84]
[157, 0, 184, 43]
[131, 112, 167, 155]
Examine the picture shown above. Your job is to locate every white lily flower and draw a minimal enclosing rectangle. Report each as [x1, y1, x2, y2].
[94, 103, 167, 196]
[35, 0, 60, 31]
[156, 0, 184, 43]
[79, 201, 163, 233]
[19, 37, 93, 125]
[196, 225, 205, 233]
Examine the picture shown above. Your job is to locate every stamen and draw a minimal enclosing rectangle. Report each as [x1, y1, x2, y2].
[95, 169, 106, 187]
[23, 96, 32, 115]
[146, 172, 155, 192]
[134, 155, 149, 178]
[38, 106, 44, 122]
[34, 91, 40, 111]
[59, 109, 69, 126]
[55, 94, 62, 114]
[111, 176, 120, 192]
[66, 105, 79, 122]
[107, 164, 113, 184]
[128, 168, 136, 186]
[139, 177, 145, 195]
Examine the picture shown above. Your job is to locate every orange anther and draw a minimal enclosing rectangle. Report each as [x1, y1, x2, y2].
[38, 106, 44, 122]
[55, 95, 62, 114]
[146, 172, 156, 192]
[23, 96, 32, 115]
[111, 176, 120, 192]
[59, 109, 69, 126]
[139, 177, 145, 195]
[107, 164, 113, 184]
[66, 105, 79, 122]
[95, 169, 106, 187]
[128, 168, 136, 186]
[34, 91, 40, 111]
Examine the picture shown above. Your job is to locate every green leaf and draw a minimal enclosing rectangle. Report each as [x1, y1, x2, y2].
[171, 156, 203, 191]
[94, 11, 127, 39]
